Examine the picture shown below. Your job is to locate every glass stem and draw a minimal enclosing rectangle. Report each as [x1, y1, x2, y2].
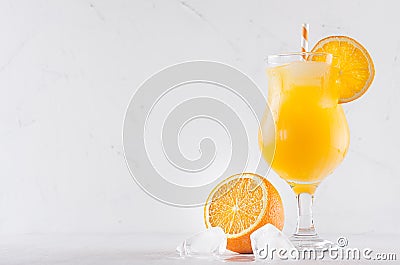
[294, 192, 317, 236]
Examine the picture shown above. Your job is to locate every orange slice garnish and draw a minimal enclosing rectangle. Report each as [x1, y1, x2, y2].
[312, 36, 375, 103]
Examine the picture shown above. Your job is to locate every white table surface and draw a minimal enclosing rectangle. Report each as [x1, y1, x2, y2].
[0, 233, 398, 265]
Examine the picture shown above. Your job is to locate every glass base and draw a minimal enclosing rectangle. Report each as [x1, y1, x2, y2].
[290, 235, 333, 252]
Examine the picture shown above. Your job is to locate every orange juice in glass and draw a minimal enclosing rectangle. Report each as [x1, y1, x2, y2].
[259, 52, 349, 250]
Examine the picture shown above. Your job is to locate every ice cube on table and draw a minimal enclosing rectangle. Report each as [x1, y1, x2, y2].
[176, 227, 227, 256]
[250, 224, 296, 260]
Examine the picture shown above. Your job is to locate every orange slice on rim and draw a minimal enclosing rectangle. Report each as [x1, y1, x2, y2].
[311, 36, 375, 103]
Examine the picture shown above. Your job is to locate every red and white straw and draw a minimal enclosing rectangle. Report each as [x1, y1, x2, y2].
[301, 23, 309, 54]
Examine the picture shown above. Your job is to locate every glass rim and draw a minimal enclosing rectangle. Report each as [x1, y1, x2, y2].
[266, 52, 333, 65]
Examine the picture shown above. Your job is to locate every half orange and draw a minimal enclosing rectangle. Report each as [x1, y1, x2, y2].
[311, 36, 375, 103]
[204, 173, 284, 254]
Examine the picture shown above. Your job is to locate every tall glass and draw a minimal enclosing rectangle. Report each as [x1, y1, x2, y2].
[259, 52, 350, 250]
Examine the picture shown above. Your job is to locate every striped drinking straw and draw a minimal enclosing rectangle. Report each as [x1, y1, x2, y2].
[301, 23, 309, 59]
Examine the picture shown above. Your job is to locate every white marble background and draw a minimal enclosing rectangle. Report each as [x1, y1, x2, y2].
[0, 0, 399, 240]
